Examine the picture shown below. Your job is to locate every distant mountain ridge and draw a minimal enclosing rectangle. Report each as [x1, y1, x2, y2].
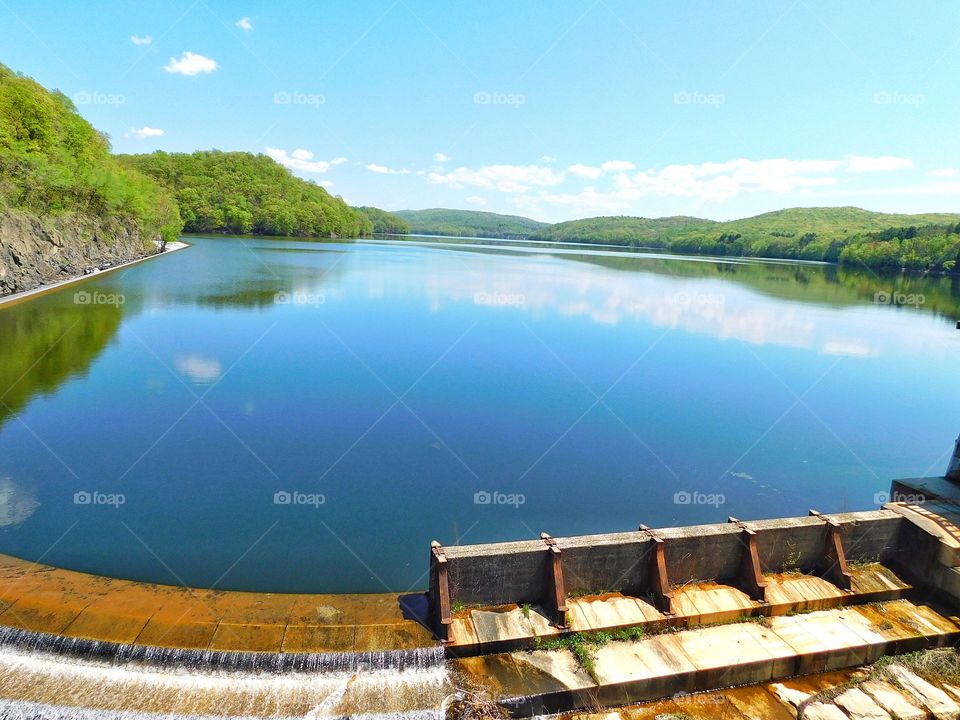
[528, 207, 960, 272]
[398, 206, 960, 273]
[394, 208, 547, 239]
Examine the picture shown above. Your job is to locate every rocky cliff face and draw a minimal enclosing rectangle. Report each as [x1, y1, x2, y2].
[0, 209, 155, 296]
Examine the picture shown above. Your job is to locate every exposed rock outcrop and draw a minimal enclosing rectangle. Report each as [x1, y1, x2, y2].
[0, 209, 154, 296]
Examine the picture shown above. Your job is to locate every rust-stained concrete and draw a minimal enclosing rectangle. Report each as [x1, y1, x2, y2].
[447, 563, 910, 653]
[454, 600, 960, 715]
[0, 552, 434, 653]
[558, 664, 960, 720]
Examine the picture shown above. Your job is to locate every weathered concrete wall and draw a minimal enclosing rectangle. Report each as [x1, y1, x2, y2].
[0, 209, 153, 296]
[558, 534, 652, 596]
[445, 540, 551, 605]
[438, 510, 905, 608]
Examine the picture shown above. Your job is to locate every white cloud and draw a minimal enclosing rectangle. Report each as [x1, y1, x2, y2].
[928, 167, 956, 178]
[537, 186, 633, 213]
[428, 164, 565, 193]
[567, 160, 636, 179]
[331, 157, 347, 166]
[650, 158, 837, 196]
[466, 195, 488, 206]
[818, 182, 960, 198]
[130, 35, 152, 46]
[0, 476, 38, 528]
[542, 158, 843, 210]
[132, 126, 164, 139]
[266, 147, 336, 174]
[568, 163, 603, 180]
[164, 51, 218, 76]
[434, 152, 451, 163]
[601, 160, 636, 172]
[236, 17, 253, 31]
[366, 163, 411, 175]
[847, 155, 913, 173]
[175, 354, 222, 383]
[822, 341, 874, 357]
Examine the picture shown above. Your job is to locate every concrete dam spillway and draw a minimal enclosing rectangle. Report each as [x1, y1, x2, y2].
[2, 441, 960, 717]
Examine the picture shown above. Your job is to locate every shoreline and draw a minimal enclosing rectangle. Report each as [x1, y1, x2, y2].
[0, 240, 189, 309]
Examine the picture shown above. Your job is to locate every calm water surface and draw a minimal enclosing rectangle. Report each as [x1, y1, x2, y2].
[1, 236, 959, 592]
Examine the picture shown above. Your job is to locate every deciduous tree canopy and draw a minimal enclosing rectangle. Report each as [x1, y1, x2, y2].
[529, 207, 960, 273]
[120, 150, 376, 239]
[0, 63, 180, 245]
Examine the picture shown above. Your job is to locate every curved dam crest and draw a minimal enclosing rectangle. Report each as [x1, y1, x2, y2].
[1, 461, 960, 718]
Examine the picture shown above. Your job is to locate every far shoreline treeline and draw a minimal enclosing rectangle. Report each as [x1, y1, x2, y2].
[3, 60, 959, 279]
[396, 207, 960, 275]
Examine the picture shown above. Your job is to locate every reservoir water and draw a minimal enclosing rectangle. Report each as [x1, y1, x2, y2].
[1, 235, 958, 592]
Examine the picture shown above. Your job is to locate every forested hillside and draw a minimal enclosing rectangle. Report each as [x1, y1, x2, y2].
[0, 63, 181, 294]
[354, 206, 410, 234]
[395, 208, 546, 239]
[120, 151, 373, 238]
[530, 207, 960, 273]
[0, 63, 180, 244]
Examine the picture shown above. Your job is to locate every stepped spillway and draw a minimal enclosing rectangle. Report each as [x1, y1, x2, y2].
[2, 482, 960, 717]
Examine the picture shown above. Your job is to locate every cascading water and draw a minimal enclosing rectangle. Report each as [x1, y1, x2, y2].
[0, 628, 454, 720]
[0, 627, 444, 674]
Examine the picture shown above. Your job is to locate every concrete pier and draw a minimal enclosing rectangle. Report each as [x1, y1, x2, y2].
[429, 508, 915, 647]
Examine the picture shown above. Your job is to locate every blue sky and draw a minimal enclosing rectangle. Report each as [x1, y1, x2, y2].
[2, 1, 958, 222]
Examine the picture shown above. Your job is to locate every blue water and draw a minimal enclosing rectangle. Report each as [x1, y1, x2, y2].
[1, 236, 958, 592]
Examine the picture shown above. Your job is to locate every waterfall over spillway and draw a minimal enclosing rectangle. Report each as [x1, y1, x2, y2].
[0, 626, 445, 674]
[0, 636, 453, 719]
[0, 700, 449, 720]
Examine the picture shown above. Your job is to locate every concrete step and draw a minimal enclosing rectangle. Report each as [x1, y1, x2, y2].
[447, 563, 911, 655]
[555, 664, 960, 720]
[452, 599, 960, 716]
